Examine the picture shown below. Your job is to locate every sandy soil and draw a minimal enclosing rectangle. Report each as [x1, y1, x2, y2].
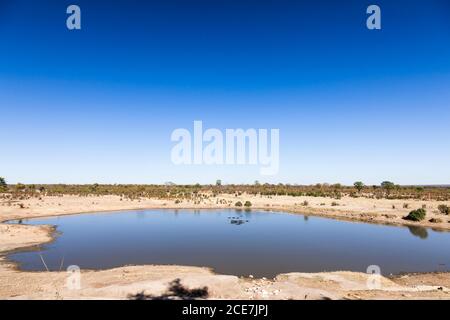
[1, 194, 449, 300]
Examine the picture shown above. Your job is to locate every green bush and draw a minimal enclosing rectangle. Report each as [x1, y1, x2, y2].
[244, 201, 252, 207]
[437, 204, 449, 215]
[235, 201, 243, 207]
[404, 208, 426, 221]
[353, 181, 365, 193]
[381, 181, 395, 196]
[0, 177, 7, 192]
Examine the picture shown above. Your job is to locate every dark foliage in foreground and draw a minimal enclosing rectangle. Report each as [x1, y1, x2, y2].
[128, 278, 208, 300]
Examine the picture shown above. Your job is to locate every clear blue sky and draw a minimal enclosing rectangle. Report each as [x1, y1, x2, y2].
[1, 0, 449, 185]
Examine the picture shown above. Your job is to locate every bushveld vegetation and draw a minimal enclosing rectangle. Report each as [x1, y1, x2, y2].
[353, 181, 365, 193]
[404, 208, 427, 221]
[438, 204, 450, 215]
[0, 179, 449, 202]
[0, 177, 7, 192]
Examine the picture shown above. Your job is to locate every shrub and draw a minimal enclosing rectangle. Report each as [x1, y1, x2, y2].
[235, 201, 242, 207]
[404, 208, 426, 221]
[15, 183, 26, 192]
[437, 204, 449, 215]
[353, 181, 365, 193]
[381, 181, 395, 195]
[403, 203, 409, 209]
[301, 200, 309, 206]
[0, 177, 7, 192]
[331, 201, 339, 206]
[244, 201, 252, 207]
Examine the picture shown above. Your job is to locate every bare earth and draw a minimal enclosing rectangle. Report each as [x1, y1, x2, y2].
[1, 194, 449, 300]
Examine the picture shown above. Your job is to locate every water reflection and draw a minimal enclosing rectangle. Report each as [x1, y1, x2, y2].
[407, 225, 428, 239]
[227, 216, 250, 225]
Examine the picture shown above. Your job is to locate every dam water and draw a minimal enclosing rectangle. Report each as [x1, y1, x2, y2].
[7, 209, 450, 278]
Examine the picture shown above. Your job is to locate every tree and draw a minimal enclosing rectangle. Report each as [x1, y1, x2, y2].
[0, 177, 7, 192]
[353, 181, 365, 193]
[332, 183, 342, 190]
[15, 183, 26, 192]
[381, 181, 395, 196]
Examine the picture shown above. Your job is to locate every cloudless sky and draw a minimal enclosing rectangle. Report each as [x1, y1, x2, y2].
[1, 0, 450, 185]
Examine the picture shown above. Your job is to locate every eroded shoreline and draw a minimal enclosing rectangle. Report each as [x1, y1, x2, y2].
[1, 194, 450, 299]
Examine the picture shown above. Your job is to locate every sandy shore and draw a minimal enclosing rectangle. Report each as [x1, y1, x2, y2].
[1, 194, 449, 300]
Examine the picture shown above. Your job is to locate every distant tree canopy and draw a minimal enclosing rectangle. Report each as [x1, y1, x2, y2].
[0, 177, 7, 191]
[15, 183, 26, 192]
[381, 181, 395, 195]
[2, 182, 450, 201]
[353, 181, 365, 192]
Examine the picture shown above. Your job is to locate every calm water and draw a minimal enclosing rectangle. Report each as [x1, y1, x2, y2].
[7, 209, 450, 277]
